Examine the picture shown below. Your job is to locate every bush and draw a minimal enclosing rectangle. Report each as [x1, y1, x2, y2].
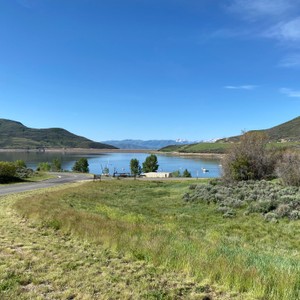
[37, 162, 51, 172]
[15, 167, 34, 179]
[222, 132, 278, 182]
[185, 180, 300, 221]
[14, 160, 27, 168]
[52, 158, 62, 172]
[0, 161, 17, 183]
[14, 160, 33, 179]
[171, 170, 181, 177]
[276, 151, 300, 186]
[264, 212, 279, 223]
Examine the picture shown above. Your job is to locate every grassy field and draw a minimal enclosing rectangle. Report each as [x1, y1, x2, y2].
[159, 142, 300, 154]
[1, 179, 299, 299]
[160, 143, 230, 154]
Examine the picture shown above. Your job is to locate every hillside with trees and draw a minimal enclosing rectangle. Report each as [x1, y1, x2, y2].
[0, 119, 117, 149]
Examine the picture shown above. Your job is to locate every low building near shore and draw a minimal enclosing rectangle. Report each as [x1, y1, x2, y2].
[144, 172, 172, 178]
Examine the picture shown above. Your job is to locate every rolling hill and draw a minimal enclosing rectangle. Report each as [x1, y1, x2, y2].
[262, 116, 300, 141]
[219, 116, 300, 142]
[0, 119, 117, 149]
[160, 116, 300, 154]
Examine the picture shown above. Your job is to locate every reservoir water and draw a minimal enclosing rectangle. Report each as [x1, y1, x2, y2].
[0, 151, 222, 178]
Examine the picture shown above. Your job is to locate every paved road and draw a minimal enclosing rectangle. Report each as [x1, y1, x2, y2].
[0, 173, 93, 197]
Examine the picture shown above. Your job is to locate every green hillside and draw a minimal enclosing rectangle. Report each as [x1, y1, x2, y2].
[219, 116, 300, 143]
[0, 119, 117, 149]
[160, 142, 230, 154]
[160, 116, 300, 154]
[264, 116, 300, 141]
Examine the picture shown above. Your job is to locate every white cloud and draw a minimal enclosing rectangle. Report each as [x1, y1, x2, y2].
[280, 88, 300, 98]
[265, 17, 300, 42]
[224, 85, 257, 90]
[228, 0, 295, 20]
[216, 0, 300, 45]
[223, 0, 300, 67]
[279, 53, 300, 68]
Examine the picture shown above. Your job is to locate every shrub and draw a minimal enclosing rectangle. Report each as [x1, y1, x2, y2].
[185, 180, 300, 220]
[223, 209, 236, 218]
[275, 204, 291, 218]
[15, 167, 34, 179]
[189, 184, 197, 190]
[264, 212, 279, 222]
[289, 210, 300, 220]
[276, 151, 300, 186]
[14, 160, 27, 168]
[0, 161, 17, 183]
[37, 162, 51, 172]
[182, 192, 190, 202]
[52, 158, 62, 172]
[171, 170, 181, 177]
[222, 132, 278, 182]
[182, 169, 192, 178]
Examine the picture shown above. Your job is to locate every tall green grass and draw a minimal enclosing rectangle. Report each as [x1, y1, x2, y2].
[14, 180, 300, 299]
[160, 142, 230, 153]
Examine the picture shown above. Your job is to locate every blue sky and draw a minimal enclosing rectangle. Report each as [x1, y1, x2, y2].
[1, 0, 300, 141]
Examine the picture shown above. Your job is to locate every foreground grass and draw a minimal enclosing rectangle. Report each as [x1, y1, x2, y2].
[1, 183, 233, 300]
[10, 180, 300, 299]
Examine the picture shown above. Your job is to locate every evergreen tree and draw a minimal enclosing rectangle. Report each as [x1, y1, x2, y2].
[142, 154, 159, 173]
[182, 169, 192, 177]
[72, 158, 89, 173]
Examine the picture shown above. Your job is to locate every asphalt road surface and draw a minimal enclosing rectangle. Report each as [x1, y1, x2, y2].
[0, 173, 92, 197]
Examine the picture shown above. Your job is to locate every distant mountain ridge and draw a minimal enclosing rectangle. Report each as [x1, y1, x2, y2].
[101, 139, 196, 150]
[0, 119, 117, 149]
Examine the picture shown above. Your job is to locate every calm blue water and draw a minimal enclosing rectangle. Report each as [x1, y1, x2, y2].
[0, 152, 222, 178]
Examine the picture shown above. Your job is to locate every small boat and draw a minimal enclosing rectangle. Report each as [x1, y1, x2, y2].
[202, 167, 209, 173]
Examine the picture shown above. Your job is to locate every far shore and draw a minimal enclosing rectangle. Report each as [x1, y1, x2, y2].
[0, 148, 224, 159]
